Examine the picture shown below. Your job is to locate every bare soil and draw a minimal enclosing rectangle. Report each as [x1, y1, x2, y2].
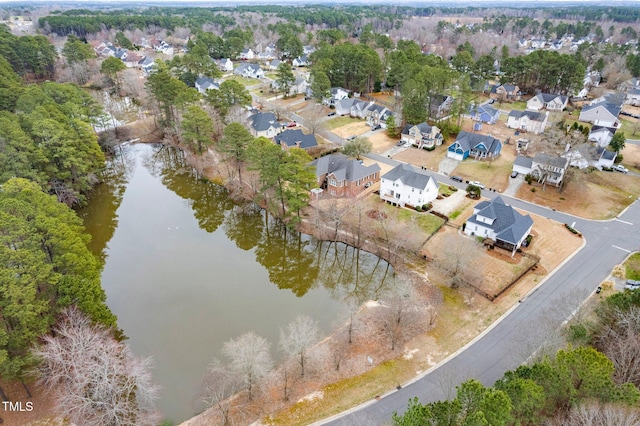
[0, 379, 59, 425]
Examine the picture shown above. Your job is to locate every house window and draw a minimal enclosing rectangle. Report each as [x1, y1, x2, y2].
[396, 193, 400, 199]
[330, 179, 337, 186]
[419, 190, 422, 194]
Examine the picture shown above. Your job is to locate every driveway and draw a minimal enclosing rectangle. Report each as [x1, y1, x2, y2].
[438, 157, 459, 175]
[503, 174, 525, 197]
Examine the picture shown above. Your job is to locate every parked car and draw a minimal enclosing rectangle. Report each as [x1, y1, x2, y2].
[346, 135, 356, 141]
[286, 121, 297, 127]
[396, 140, 405, 146]
[450, 175, 463, 182]
[625, 281, 640, 290]
[469, 181, 485, 189]
[372, 125, 381, 131]
[510, 171, 518, 178]
[612, 164, 628, 173]
[327, 112, 336, 117]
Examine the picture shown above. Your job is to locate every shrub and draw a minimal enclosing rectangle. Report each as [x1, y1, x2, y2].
[423, 203, 432, 211]
[415, 205, 422, 212]
[524, 174, 533, 184]
[422, 145, 435, 151]
[448, 185, 458, 191]
[530, 187, 536, 192]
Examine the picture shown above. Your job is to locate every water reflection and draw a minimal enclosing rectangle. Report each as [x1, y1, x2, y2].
[144, 144, 395, 302]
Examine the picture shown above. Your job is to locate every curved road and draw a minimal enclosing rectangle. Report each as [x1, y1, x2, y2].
[315, 161, 640, 425]
[254, 92, 640, 424]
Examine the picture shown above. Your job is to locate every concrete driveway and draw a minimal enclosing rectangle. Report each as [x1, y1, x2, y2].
[438, 157, 459, 175]
[503, 174, 525, 197]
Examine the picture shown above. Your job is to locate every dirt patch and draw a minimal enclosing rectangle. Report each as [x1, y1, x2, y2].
[331, 121, 371, 139]
[0, 379, 59, 425]
[622, 143, 640, 173]
[368, 131, 399, 154]
[393, 144, 448, 172]
[516, 168, 640, 219]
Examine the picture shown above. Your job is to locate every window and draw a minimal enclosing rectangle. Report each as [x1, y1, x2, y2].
[396, 193, 400, 199]
[329, 179, 337, 186]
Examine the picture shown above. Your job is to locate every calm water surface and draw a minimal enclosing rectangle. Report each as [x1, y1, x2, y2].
[79, 143, 395, 422]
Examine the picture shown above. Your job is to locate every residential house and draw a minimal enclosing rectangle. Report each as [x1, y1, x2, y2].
[216, 58, 233, 73]
[494, 84, 521, 101]
[364, 104, 393, 129]
[349, 99, 371, 118]
[379, 163, 439, 208]
[593, 147, 617, 169]
[292, 55, 309, 67]
[401, 123, 443, 148]
[195, 76, 219, 94]
[530, 153, 569, 187]
[123, 51, 143, 68]
[506, 110, 549, 134]
[335, 98, 357, 116]
[588, 125, 616, 148]
[238, 48, 254, 60]
[274, 129, 318, 150]
[249, 112, 282, 138]
[268, 59, 281, 71]
[464, 196, 533, 256]
[272, 76, 308, 96]
[512, 155, 533, 176]
[138, 56, 155, 74]
[470, 104, 500, 124]
[256, 51, 274, 62]
[154, 40, 173, 55]
[625, 88, 640, 106]
[447, 131, 502, 161]
[234, 63, 264, 79]
[311, 153, 381, 197]
[579, 100, 621, 128]
[323, 87, 350, 107]
[303, 45, 316, 55]
[526, 93, 569, 111]
[114, 48, 128, 61]
[429, 94, 453, 119]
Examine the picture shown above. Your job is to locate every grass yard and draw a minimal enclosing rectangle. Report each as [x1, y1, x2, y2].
[325, 115, 361, 130]
[619, 116, 640, 139]
[225, 75, 258, 87]
[508, 101, 528, 111]
[453, 158, 513, 192]
[439, 183, 458, 196]
[625, 253, 640, 280]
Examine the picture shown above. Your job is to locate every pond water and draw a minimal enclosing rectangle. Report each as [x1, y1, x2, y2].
[78, 143, 395, 422]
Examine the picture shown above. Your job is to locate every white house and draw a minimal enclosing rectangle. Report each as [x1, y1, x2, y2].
[195, 76, 219, 94]
[138, 56, 155, 74]
[526, 93, 568, 111]
[335, 98, 357, 116]
[272, 76, 308, 96]
[379, 163, 439, 208]
[530, 153, 569, 187]
[465, 196, 533, 256]
[323, 87, 350, 107]
[292, 55, 309, 67]
[268, 59, 281, 71]
[506, 110, 549, 134]
[216, 58, 233, 73]
[249, 111, 282, 138]
[593, 147, 617, 169]
[234, 63, 264, 79]
[626, 88, 640, 106]
[588, 125, 616, 148]
[238, 48, 254, 60]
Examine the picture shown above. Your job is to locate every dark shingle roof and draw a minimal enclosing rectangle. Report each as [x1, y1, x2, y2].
[467, 197, 533, 245]
[311, 153, 380, 182]
[274, 129, 318, 149]
[381, 163, 438, 190]
[508, 110, 546, 121]
[454, 131, 502, 154]
[533, 152, 568, 169]
[250, 112, 279, 132]
[402, 122, 433, 135]
[514, 155, 533, 169]
[536, 93, 567, 104]
[581, 100, 621, 118]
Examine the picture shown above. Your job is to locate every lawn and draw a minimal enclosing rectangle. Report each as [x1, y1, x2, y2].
[439, 183, 458, 196]
[225, 75, 258, 87]
[625, 253, 640, 280]
[452, 157, 513, 192]
[325, 116, 361, 130]
[619, 116, 640, 139]
[508, 101, 527, 111]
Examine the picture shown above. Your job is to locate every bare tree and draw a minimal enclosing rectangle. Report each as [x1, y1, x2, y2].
[304, 104, 327, 135]
[222, 332, 272, 401]
[279, 315, 320, 378]
[33, 307, 160, 426]
[558, 401, 640, 426]
[200, 358, 243, 426]
[434, 232, 485, 289]
[377, 281, 425, 351]
[594, 307, 640, 387]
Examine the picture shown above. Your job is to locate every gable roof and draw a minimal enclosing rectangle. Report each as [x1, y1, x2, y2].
[533, 152, 569, 169]
[250, 112, 280, 131]
[454, 131, 502, 154]
[581, 100, 621, 118]
[235, 63, 261, 74]
[274, 129, 318, 149]
[471, 104, 499, 117]
[382, 163, 438, 190]
[468, 197, 533, 245]
[402, 122, 433, 135]
[535, 93, 568, 104]
[514, 155, 533, 169]
[311, 153, 380, 182]
[508, 110, 546, 122]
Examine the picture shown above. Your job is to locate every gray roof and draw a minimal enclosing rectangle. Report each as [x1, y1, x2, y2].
[453, 131, 502, 155]
[472, 104, 499, 117]
[536, 93, 568, 104]
[468, 197, 533, 245]
[311, 153, 380, 182]
[533, 152, 568, 169]
[336, 98, 357, 110]
[250, 112, 279, 132]
[195, 76, 215, 88]
[514, 155, 533, 169]
[381, 163, 438, 190]
[138, 56, 154, 66]
[402, 122, 433, 135]
[501, 84, 517, 93]
[508, 110, 546, 122]
[596, 147, 617, 161]
[234, 63, 261, 74]
[274, 129, 318, 149]
[581, 100, 621, 118]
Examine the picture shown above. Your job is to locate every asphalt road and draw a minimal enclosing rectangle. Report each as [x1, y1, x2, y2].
[316, 175, 640, 425]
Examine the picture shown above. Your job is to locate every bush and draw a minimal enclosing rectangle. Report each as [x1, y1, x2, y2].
[530, 187, 536, 192]
[614, 154, 624, 164]
[524, 174, 533, 184]
[423, 203, 432, 211]
[415, 205, 422, 212]
[422, 145, 435, 151]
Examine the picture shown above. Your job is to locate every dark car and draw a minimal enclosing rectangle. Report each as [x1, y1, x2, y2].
[450, 175, 463, 182]
[396, 140, 404, 146]
[510, 171, 518, 178]
[327, 112, 337, 117]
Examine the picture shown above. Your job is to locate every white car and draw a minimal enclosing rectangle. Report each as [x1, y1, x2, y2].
[612, 164, 629, 173]
[469, 181, 485, 189]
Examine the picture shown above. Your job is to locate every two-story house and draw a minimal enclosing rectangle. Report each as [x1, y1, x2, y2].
[234, 63, 264, 79]
[322, 87, 350, 107]
[447, 132, 502, 161]
[513, 153, 569, 187]
[311, 153, 380, 197]
[506, 110, 549, 134]
[469, 104, 500, 124]
[274, 129, 318, 151]
[579, 100, 621, 128]
[464, 196, 533, 256]
[195, 76, 219, 94]
[379, 163, 439, 208]
[494, 84, 521, 101]
[526, 93, 568, 111]
[216, 58, 234, 73]
[401, 123, 443, 149]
